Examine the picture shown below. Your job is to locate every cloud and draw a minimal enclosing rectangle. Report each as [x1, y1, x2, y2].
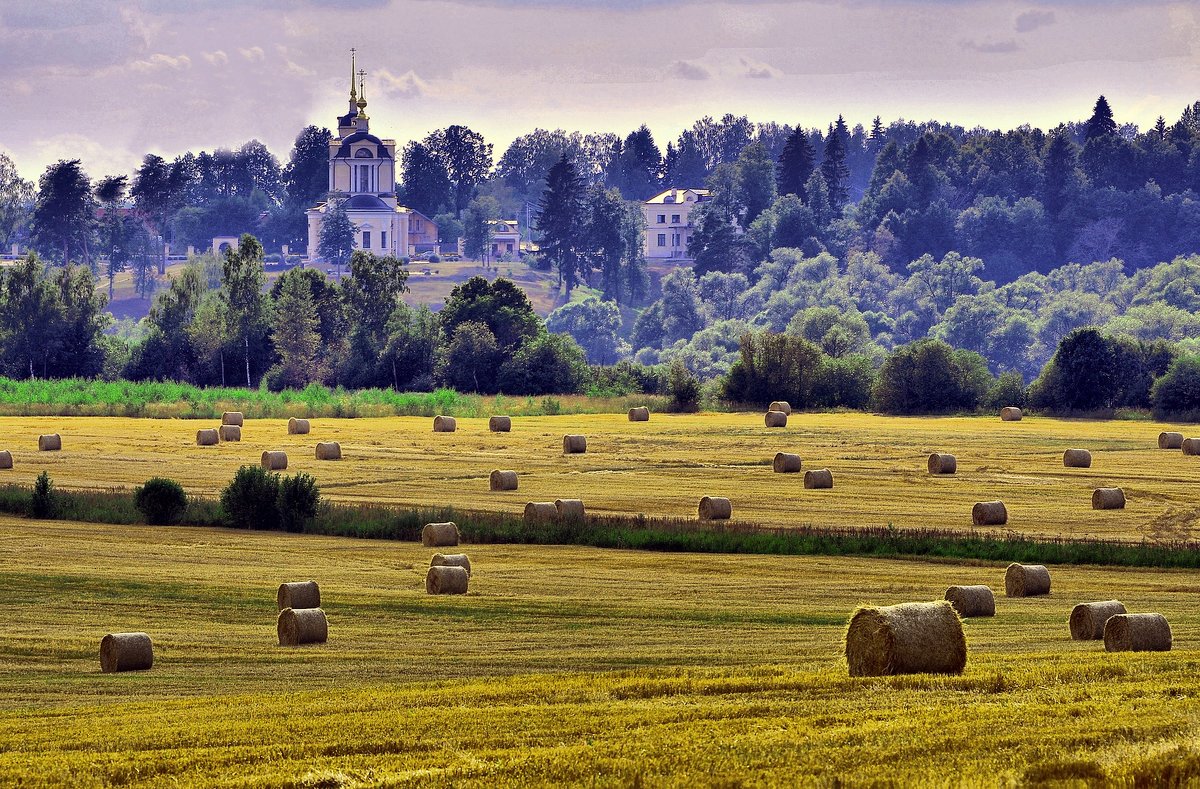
[239, 46, 265, 62]
[375, 68, 431, 98]
[1015, 9, 1056, 32]
[739, 56, 781, 79]
[666, 60, 712, 81]
[129, 53, 192, 72]
[202, 50, 229, 65]
[960, 39, 1021, 54]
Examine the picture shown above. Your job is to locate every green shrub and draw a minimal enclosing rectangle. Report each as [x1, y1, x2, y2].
[666, 360, 701, 413]
[221, 465, 281, 530]
[30, 471, 56, 520]
[134, 477, 188, 525]
[1151, 354, 1200, 421]
[278, 473, 320, 533]
[985, 370, 1028, 411]
[873, 339, 992, 414]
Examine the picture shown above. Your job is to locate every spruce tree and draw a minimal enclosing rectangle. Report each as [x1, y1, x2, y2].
[1085, 95, 1117, 141]
[535, 154, 585, 294]
[776, 127, 815, 200]
[820, 116, 850, 207]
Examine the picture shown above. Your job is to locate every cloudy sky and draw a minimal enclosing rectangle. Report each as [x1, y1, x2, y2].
[1, 0, 1197, 180]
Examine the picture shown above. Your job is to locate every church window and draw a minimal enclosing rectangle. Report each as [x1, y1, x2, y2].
[362, 231, 371, 249]
[380, 231, 387, 249]
[359, 166, 371, 193]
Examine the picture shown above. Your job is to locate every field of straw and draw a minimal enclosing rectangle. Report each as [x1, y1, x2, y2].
[0, 412, 1196, 540]
[2, 517, 1200, 786]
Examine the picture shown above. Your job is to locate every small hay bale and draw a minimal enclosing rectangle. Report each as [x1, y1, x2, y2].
[555, 498, 585, 520]
[490, 469, 518, 491]
[525, 501, 558, 522]
[219, 424, 242, 442]
[261, 450, 288, 471]
[426, 565, 469, 595]
[422, 521, 460, 547]
[628, 406, 650, 422]
[1005, 563, 1051, 597]
[38, 434, 61, 452]
[99, 632, 153, 673]
[1069, 600, 1127, 641]
[489, 415, 512, 432]
[315, 441, 342, 461]
[1159, 431, 1184, 449]
[0, 450, 11, 470]
[804, 469, 833, 489]
[1104, 613, 1172, 652]
[944, 585, 995, 618]
[196, 428, 219, 446]
[431, 553, 472, 576]
[1000, 406, 1023, 421]
[972, 500, 1007, 526]
[1092, 487, 1125, 510]
[222, 411, 244, 426]
[698, 496, 732, 520]
[1063, 448, 1092, 468]
[773, 452, 802, 473]
[1183, 438, 1200, 456]
[845, 601, 967, 677]
[769, 400, 793, 415]
[277, 608, 328, 646]
[288, 417, 310, 435]
[277, 581, 321, 611]
[563, 434, 587, 454]
[927, 453, 957, 475]
[433, 415, 456, 432]
[765, 410, 788, 428]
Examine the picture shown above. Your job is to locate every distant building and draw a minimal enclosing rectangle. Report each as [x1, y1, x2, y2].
[408, 209, 439, 254]
[488, 220, 521, 260]
[642, 187, 710, 260]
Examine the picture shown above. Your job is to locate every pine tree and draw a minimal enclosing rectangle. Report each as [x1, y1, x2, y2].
[869, 116, 885, 152]
[1084, 95, 1117, 142]
[776, 127, 815, 200]
[270, 270, 323, 389]
[317, 199, 356, 276]
[1154, 116, 1168, 140]
[820, 116, 850, 207]
[535, 154, 585, 294]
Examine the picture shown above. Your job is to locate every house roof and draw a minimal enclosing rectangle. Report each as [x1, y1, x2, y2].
[343, 194, 391, 211]
[333, 130, 392, 159]
[644, 187, 710, 205]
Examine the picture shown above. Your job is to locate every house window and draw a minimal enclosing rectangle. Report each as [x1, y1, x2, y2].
[362, 231, 371, 249]
[359, 166, 371, 193]
[657, 233, 666, 246]
[671, 214, 680, 224]
[381, 231, 387, 249]
[657, 214, 666, 223]
[506, 243, 514, 252]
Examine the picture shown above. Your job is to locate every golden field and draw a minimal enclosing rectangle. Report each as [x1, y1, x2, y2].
[0, 412, 1196, 540]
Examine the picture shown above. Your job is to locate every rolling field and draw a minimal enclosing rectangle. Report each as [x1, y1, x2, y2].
[0, 412, 1196, 540]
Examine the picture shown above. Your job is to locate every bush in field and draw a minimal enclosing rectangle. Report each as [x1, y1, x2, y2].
[1151, 354, 1200, 421]
[278, 473, 320, 533]
[873, 339, 992, 414]
[134, 477, 188, 525]
[30, 472, 57, 519]
[1030, 328, 1175, 413]
[221, 465, 281, 530]
[666, 359, 701, 413]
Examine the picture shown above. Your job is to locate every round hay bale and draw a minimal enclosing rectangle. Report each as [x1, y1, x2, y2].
[804, 469, 833, 489]
[277, 607, 328, 646]
[1159, 431, 1184, 449]
[433, 415, 457, 432]
[261, 450, 288, 471]
[1063, 448, 1092, 468]
[1092, 487, 1125, 510]
[525, 501, 558, 522]
[1004, 563, 1051, 597]
[1069, 600, 1127, 641]
[768, 400, 793, 415]
[315, 441, 341, 461]
[972, 500, 1007, 526]
[1104, 612, 1171, 652]
[489, 415, 512, 432]
[421, 522, 460, 547]
[1183, 438, 1200, 456]
[845, 601, 967, 677]
[773, 452, 802, 473]
[99, 632, 153, 673]
[927, 453, 957, 475]
[431, 553, 472, 576]
[698, 496, 732, 520]
[219, 424, 242, 442]
[426, 565, 469, 595]
[38, 434, 61, 452]
[563, 434, 587, 454]
[277, 581, 320, 611]
[999, 407, 1023, 421]
[555, 498, 585, 520]
[628, 406, 650, 422]
[222, 411, 244, 426]
[288, 417, 310, 435]
[944, 585, 995, 618]
[196, 428, 219, 446]
[490, 469, 518, 491]
[0, 450, 11, 470]
[765, 410, 788, 428]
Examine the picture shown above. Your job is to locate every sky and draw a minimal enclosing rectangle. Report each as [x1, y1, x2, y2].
[1, 0, 1198, 181]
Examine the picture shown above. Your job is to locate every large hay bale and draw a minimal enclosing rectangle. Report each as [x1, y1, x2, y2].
[1069, 600, 1127, 641]
[222, 411, 244, 426]
[38, 434, 61, 452]
[0, 450, 11, 470]
[261, 450, 288, 471]
[277, 581, 321, 611]
[1092, 487, 1125, 510]
[765, 410, 788, 428]
[628, 406, 650, 422]
[196, 428, 219, 446]
[698, 496, 732, 520]
[489, 415, 511, 432]
[769, 400, 793, 415]
[927, 453, 957, 475]
[845, 601, 967, 677]
[490, 469, 518, 491]
[422, 521, 460, 547]
[563, 434, 587, 454]
[431, 553, 472, 576]
[1183, 438, 1200, 456]
[433, 415, 456, 432]
[804, 469, 834, 489]
[426, 565, 469, 595]
[219, 424, 242, 442]
[1104, 613, 1172, 652]
[1005, 563, 1051, 597]
[277, 607, 328, 646]
[525, 501, 558, 522]
[999, 406, 1023, 421]
[773, 452, 802, 473]
[315, 441, 342, 461]
[99, 632, 153, 673]
[555, 498, 585, 520]
[1063, 448, 1092, 468]
[288, 417, 310, 435]
[944, 585, 995, 618]
[972, 500, 1007, 526]
[1159, 431, 1184, 449]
